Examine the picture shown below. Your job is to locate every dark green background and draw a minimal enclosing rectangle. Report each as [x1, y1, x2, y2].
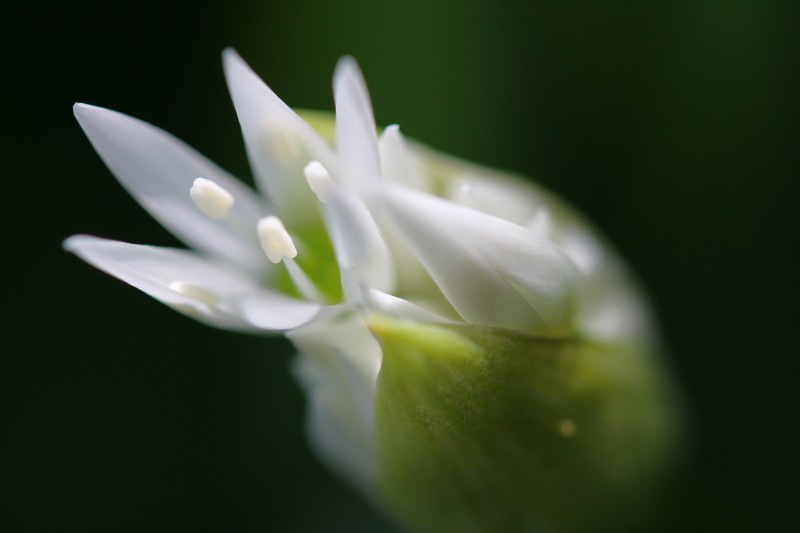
[5, 1, 798, 531]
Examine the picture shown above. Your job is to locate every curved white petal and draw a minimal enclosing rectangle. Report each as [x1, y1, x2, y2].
[223, 50, 334, 223]
[379, 125, 429, 191]
[579, 278, 654, 345]
[238, 293, 326, 331]
[333, 57, 381, 196]
[288, 311, 382, 493]
[446, 173, 541, 226]
[73, 104, 266, 270]
[64, 235, 321, 331]
[524, 208, 555, 240]
[325, 185, 395, 296]
[551, 223, 605, 276]
[363, 288, 454, 324]
[382, 186, 581, 336]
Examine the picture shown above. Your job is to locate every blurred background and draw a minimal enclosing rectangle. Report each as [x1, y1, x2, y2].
[4, 0, 798, 531]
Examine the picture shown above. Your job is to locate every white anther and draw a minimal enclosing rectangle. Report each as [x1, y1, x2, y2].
[304, 161, 334, 203]
[168, 281, 219, 306]
[190, 178, 235, 220]
[257, 216, 298, 264]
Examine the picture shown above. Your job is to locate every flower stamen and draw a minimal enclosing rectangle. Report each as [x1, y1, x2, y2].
[304, 161, 334, 203]
[190, 177, 235, 220]
[258, 216, 298, 264]
[284, 258, 325, 303]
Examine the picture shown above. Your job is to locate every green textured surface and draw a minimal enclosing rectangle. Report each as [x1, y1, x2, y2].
[373, 318, 681, 533]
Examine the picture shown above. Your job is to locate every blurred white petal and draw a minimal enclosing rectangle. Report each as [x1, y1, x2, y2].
[64, 235, 321, 331]
[383, 186, 580, 336]
[379, 125, 428, 191]
[325, 185, 395, 295]
[223, 49, 334, 223]
[73, 104, 266, 270]
[334, 57, 381, 196]
[362, 288, 453, 324]
[446, 173, 541, 226]
[289, 311, 382, 492]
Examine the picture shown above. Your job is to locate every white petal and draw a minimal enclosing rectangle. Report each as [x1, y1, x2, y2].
[525, 208, 555, 240]
[362, 288, 453, 324]
[64, 235, 321, 331]
[579, 280, 654, 345]
[238, 293, 326, 331]
[288, 311, 382, 492]
[379, 125, 429, 191]
[554, 224, 604, 275]
[382, 186, 581, 336]
[446, 173, 541, 226]
[325, 185, 395, 295]
[73, 104, 266, 270]
[223, 50, 334, 223]
[333, 57, 381, 196]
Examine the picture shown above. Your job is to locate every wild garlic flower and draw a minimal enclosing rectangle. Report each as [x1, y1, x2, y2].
[66, 50, 681, 532]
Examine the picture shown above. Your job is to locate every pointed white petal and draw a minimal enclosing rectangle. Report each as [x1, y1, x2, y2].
[288, 311, 382, 492]
[446, 173, 541, 226]
[579, 280, 653, 345]
[73, 104, 266, 270]
[238, 292, 326, 330]
[525, 208, 555, 240]
[223, 50, 334, 223]
[379, 125, 429, 191]
[362, 288, 453, 324]
[556, 225, 605, 275]
[333, 57, 381, 195]
[64, 235, 321, 331]
[325, 185, 395, 294]
[382, 186, 581, 336]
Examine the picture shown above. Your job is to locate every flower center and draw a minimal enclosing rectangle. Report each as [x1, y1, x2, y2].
[189, 176, 343, 305]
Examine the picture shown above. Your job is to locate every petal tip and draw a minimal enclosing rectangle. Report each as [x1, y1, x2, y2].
[62, 234, 84, 252]
[72, 103, 121, 133]
[222, 47, 251, 82]
[335, 55, 359, 72]
[333, 56, 364, 88]
[221, 47, 242, 69]
[63, 234, 106, 254]
[73, 102, 99, 121]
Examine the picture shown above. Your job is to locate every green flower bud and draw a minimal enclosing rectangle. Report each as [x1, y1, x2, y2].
[372, 317, 682, 532]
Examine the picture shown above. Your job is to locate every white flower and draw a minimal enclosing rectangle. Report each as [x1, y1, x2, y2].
[66, 50, 679, 532]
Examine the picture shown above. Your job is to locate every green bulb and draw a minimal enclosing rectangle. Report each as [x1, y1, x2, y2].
[372, 317, 683, 532]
